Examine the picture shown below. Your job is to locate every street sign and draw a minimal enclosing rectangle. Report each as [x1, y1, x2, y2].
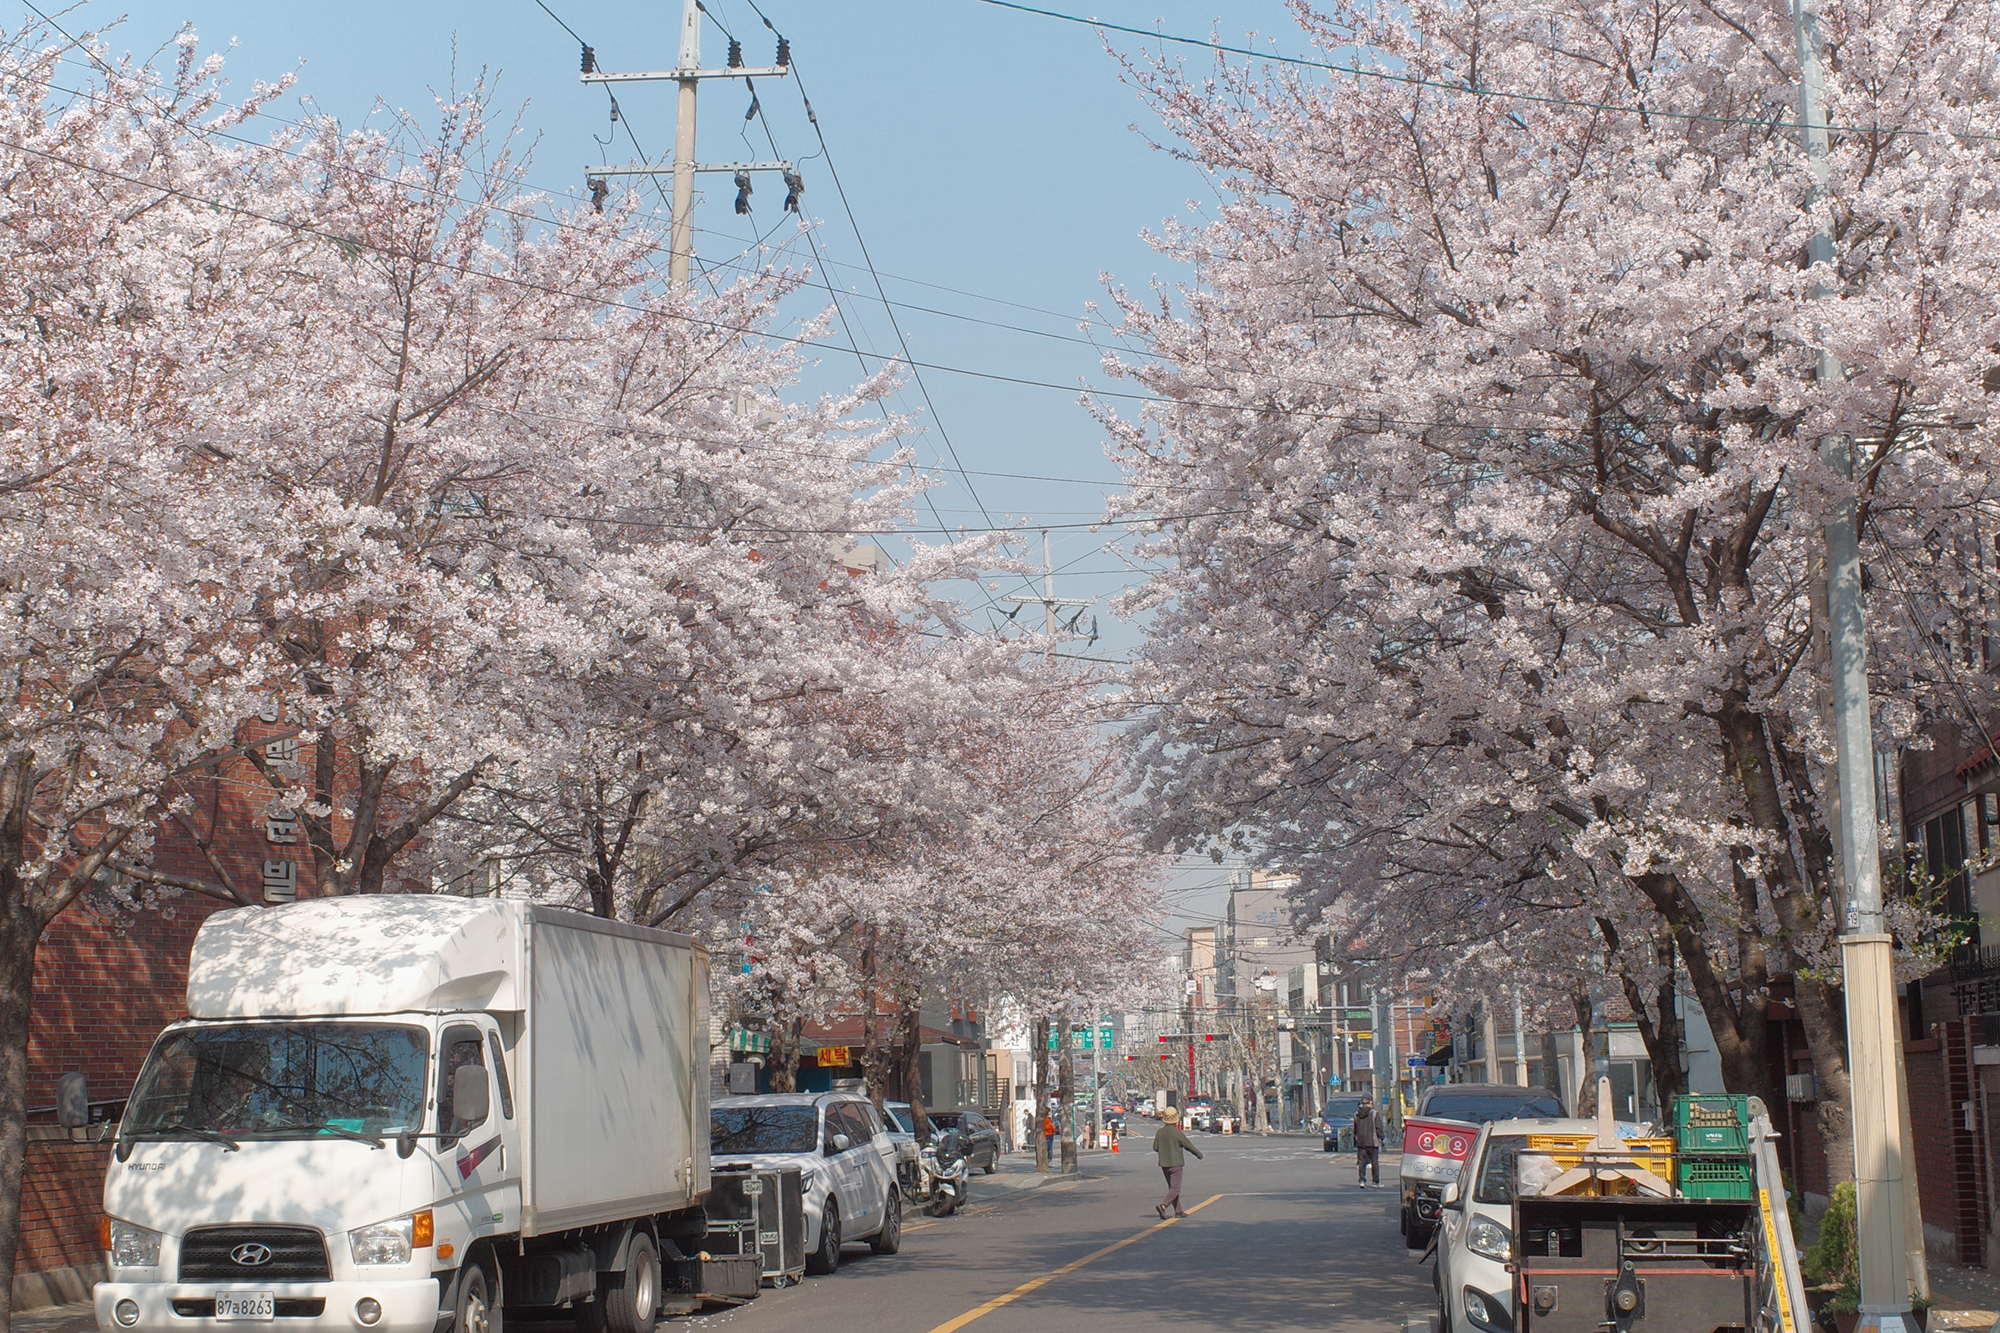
[815, 1046, 850, 1067]
[1406, 1055, 1426, 1068]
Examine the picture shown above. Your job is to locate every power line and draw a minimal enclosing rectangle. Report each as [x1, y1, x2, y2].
[967, 0, 2000, 144]
[15, 53, 1657, 440]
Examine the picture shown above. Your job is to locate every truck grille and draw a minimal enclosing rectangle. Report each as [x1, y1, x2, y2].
[178, 1226, 331, 1281]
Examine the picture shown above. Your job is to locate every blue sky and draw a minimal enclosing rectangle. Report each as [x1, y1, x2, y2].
[52, 0, 1307, 661]
[54, 0, 1315, 929]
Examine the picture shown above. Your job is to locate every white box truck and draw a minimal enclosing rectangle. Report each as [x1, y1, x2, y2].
[96, 896, 715, 1333]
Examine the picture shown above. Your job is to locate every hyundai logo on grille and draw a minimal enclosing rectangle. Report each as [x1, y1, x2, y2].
[230, 1244, 274, 1267]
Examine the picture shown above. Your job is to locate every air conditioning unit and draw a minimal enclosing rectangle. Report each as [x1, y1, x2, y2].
[1786, 1073, 1818, 1103]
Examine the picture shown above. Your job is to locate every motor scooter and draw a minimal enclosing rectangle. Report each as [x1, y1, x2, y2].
[917, 1128, 971, 1216]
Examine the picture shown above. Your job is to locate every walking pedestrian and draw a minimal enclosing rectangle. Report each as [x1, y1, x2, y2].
[1150, 1105, 1204, 1219]
[1042, 1110, 1057, 1161]
[1352, 1096, 1387, 1188]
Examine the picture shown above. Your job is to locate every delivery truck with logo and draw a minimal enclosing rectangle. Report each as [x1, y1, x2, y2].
[95, 895, 747, 1333]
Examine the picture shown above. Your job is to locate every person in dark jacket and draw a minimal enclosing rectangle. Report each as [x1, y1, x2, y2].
[1352, 1097, 1388, 1187]
[1151, 1106, 1205, 1218]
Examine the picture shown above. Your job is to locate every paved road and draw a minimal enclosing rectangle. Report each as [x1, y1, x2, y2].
[23, 1137, 1435, 1333]
[675, 1135, 1432, 1333]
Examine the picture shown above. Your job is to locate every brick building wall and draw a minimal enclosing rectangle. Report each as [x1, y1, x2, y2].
[16, 730, 354, 1308]
[1907, 1035, 1959, 1237]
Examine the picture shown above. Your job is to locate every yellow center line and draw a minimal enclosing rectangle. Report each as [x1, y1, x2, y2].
[920, 1193, 1226, 1333]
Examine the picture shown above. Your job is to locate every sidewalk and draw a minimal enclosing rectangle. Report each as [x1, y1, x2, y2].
[1923, 1256, 2000, 1331]
[15, 1302, 93, 1333]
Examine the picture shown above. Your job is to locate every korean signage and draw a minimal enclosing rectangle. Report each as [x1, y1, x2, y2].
[815, 1046, 851, 1067]
[254, 700, 303, 904]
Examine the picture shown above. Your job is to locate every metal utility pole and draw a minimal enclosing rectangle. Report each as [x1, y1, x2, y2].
[1792, 4, 1913, 1325]
[581, 0, 796, 293]
[1513, 989, 1530, 1088]
[1004, 531, 1092, 660]
[1373, 988, 1394, 1119]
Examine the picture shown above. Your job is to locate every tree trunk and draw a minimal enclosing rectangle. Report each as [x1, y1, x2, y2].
[1032, 1016, 1051, 1172]
[767, 1016, 801, 1094]
[895, 987, 930, 1139]
[1793, 975, 1855, 1188]
[1057, 1016, 1078, 1174]
[0, 894, 44, 1333]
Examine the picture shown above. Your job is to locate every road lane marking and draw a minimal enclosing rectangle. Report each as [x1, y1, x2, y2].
[919, 1193, 1225, 1333]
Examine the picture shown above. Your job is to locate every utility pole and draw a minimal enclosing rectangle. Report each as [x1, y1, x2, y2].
[1004, 530, 1092, 660]
[581, 0, 796, 293]
[1513, 989, 1530, 1088]
[1792, 3, 1914, 1326]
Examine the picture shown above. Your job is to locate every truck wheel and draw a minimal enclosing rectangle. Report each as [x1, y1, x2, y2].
[600, 1233, 658, 1333]
[455, 1261, 499, 1333]
[1405, 1218, 1428, 1250]
[869, 1192, 901, 1255]
[805, 1200, 841, 1276]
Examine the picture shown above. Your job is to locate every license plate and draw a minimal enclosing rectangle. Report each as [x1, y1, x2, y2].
[215, 1292, 275, 1321]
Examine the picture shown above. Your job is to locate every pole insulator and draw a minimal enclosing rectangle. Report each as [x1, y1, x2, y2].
[775, 37, 791, 67]
[581, 45, 596, 73]
[727, 38, 743, 68]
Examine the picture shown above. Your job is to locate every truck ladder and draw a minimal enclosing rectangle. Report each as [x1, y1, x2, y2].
[1751, 1110, 1809, 1333]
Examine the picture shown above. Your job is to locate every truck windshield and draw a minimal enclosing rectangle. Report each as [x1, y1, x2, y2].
[124, 1023, 429, 1139]
[711, 1106, 818, 1154]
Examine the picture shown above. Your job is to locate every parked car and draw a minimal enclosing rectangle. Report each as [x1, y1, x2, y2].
[1401, 1082, 1566, 1247]
[1321, 1094, 1368, 1152]
[711, 1093, 903, 1275]
[1435, 1116, 1594, 1333]
[924, 1110, 1002, 1173]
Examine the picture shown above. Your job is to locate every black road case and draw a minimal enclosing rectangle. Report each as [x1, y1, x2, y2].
[707, 1165, 806, 1286]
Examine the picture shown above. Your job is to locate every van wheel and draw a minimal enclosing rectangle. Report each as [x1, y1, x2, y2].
[601, 1233, 658, 1333]
[455, 1260, 500, 1333]
[869, 1192, 901, 1255]
[806, 1200, 841, 1275]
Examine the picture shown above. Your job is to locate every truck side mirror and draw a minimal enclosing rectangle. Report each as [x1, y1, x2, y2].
[831, 1133, 852, 1153]
[452, 1064, 490, 1126]
[57, 1073, 88, 1130]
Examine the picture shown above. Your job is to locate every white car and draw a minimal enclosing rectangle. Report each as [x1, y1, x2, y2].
[710, 1093, 902, 1275]
[1435, 1116, 1601, 1333]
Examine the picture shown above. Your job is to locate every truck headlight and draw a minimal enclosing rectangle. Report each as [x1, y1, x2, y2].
[1466, 1215, 1512, 1262]
[106, 1218, 162, 1268]
[349, 1211, 430, 1266]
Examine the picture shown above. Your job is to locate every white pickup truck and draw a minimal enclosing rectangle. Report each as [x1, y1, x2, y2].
[97, 896, 716, 1333]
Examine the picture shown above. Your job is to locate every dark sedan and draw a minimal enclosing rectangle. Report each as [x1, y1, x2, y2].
[926, 1110, 1001, 1174]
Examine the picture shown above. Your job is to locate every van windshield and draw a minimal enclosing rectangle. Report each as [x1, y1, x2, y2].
[711, 1106, 819, 1154]
[1422, 1091, 1564, 1123]
[124, 1023, 429, 1139]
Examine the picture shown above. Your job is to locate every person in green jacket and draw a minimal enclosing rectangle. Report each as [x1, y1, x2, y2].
[1151, 1106, 1204, 1218]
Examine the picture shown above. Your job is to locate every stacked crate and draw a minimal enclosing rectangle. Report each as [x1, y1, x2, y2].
[1672, 1094, 1755, 1200]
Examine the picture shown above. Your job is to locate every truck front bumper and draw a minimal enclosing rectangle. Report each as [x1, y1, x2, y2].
[96, 1279, 443, 1333]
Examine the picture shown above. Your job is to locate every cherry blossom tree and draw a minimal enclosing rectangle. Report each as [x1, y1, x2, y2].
[1102, 0, 2000, 1183]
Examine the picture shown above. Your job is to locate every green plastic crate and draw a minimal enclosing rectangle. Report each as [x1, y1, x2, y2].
[1677, 1156, 1755, 1201]
[1672, 1094, 1751, 1156]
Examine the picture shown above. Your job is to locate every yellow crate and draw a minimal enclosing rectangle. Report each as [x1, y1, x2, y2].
[1523, 1135, 1675, 1179]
